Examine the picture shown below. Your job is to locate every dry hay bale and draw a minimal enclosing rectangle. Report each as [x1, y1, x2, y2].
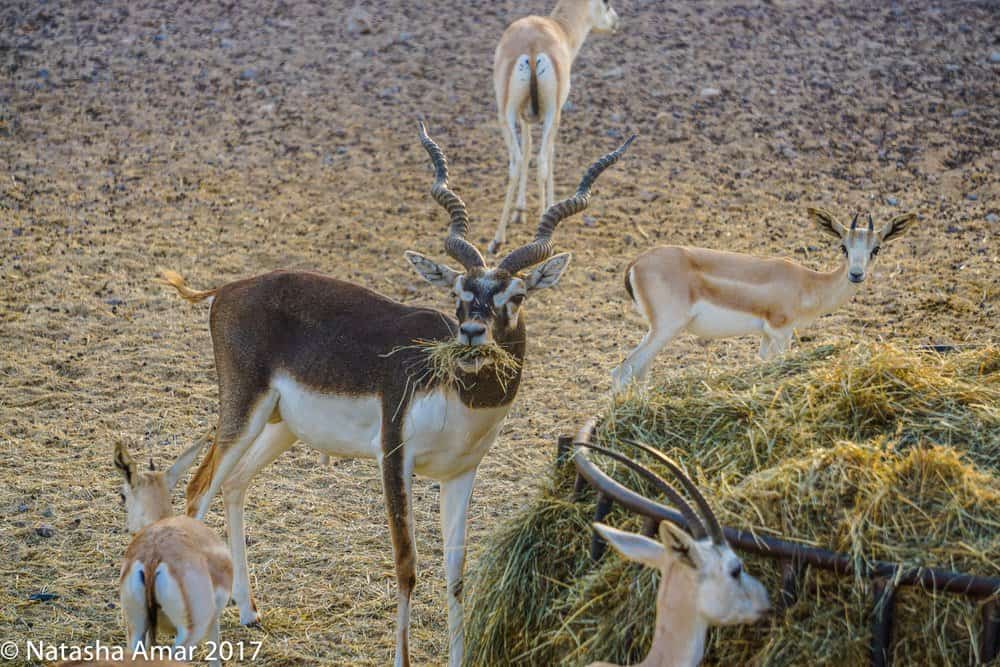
[464, 343, 1000, 666]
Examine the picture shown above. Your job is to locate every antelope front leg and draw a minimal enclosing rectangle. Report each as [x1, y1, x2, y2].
[439, 468, 477, 667]
[381, 443, 416, 667]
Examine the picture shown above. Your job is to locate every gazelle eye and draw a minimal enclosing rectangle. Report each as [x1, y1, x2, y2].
[870, 246, 880, 258]
[730, 563, 742, 580]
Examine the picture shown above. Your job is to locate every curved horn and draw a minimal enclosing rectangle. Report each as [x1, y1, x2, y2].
[850, 212, 859, 230]
[574, 441, 709, 541]
[418, 122, 485, 270]
[622, 439, 725, 545]
[867, 212, 874, 232]
[499, 134, 636, 274]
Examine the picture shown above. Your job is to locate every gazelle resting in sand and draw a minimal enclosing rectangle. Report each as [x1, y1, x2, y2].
[576, 440, 770, 667]
[114, 439, 232, 667]
[161, 125, 633, 667]
[490, 0, 621, 254]
[611, 208, 916, 391]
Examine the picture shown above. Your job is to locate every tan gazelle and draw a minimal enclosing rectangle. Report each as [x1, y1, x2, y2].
[612, 208, 916, 391]
[114, 438, 231, 667]
[160, 125, 634, 667]
[577, 440, 770, 667]
[490, 0, 622, 254]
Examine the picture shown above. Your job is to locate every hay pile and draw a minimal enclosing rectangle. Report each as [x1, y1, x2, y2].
[464, 343, 1000, 666]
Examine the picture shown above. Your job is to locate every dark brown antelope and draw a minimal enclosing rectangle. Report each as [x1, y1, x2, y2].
[161, 125, 634, 667]
[490, 0, 622, 254]
[612, 209, 916, 391]
[577, 440, 770, 667]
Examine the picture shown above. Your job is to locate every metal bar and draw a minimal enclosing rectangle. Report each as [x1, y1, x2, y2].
[570, 441, 1000, 599]
[982, 600, 1000, 664]
[779, 558, 803, 610]
[871, 578, 897, 667]
[590, 493, 615, 562]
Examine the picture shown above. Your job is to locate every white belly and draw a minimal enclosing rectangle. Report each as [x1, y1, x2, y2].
[273, 375, 509, 480]
[687, 301, 765, 339]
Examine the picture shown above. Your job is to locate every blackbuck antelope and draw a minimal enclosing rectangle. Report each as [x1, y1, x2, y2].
[490, 0, 622, 254]
[161, 125, 634, 667]
[114, 439, 232, 667]
[611, 208, 917, 391]
[577, 440, 770, 667]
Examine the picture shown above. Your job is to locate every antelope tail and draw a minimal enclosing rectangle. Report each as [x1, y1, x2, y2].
[159, 269, 217, 304]
[528, 53, 540, 118]
[185, 440, 220, 517]
[144, 558, 161, 647]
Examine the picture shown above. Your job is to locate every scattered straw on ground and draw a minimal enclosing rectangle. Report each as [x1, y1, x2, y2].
[465, 343, 1000, 666]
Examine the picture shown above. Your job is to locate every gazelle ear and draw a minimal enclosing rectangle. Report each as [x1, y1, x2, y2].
[807, 207, 846, 239]
[659, 520, 704, 569]
[879, 212, 916, 244]
[594, 522, 665, 569]
[114, 441, 137, 485]
[525, 252, 572, 291]
[164, 436, 211, 491]
[404, 251, 461, 289]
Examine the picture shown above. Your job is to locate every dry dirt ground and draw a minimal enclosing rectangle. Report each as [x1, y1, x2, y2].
[1, 0, 998, 665]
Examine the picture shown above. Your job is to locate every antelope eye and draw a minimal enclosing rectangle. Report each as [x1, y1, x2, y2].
[729, 563, 742, 580]
[118, 492, 126, 503]
[870, 246, 880, 258]
[840, 245, 848, 256]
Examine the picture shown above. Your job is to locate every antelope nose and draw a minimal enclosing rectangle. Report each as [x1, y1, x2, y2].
[849, 271, 864, 282]
[460, 323, 486, 341]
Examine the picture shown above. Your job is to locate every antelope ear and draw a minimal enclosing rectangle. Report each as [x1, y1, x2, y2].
[807, 207, 846, 239]
[525, 252, 572, 291]
[114, 442, 137, 485]
[404, 251, 461, 289]
[879, 212, 916, 244]
[594, 522, 664, 569]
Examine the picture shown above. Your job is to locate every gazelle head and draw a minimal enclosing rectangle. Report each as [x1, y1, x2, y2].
[809, 208, 916, 284]
[579, 440, 770, 627]
[114, 439, 204, 534]
[406, 123, 633, 361]
[588, 0, 622, 33]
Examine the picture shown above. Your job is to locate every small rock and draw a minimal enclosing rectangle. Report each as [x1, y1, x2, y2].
[966, 193, 978, 201]
[600, 66, 624, 79]
[700, 87, 721, 98]
[240, 68, 258, 81]
[639, 190, 659, 203]
[886, 197, 899, 206]
[562, 100, 575, 112]
[42, 507, 53, 518]
[944, 64, 960, 72]
[153, 33, 166, 43]
[946, 224, 960, 234]
[991, 52, 1000, 64]
[36, 524, 55, 538]
[17, 503, 29, 513]
[583, 215, 597, 227]
[151, 332, 162, 340]
[29, 592, 59, 602]
[105, 297, 125, 307]
[985, 213, 998, 223]
[951, 109, 969, 118]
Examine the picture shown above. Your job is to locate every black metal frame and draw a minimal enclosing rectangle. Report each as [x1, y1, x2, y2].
[558, 425, 1000, 667]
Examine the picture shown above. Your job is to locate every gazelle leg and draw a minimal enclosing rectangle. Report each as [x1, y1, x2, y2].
[222, 421, 296, 625]
[515, 120, 531, 224]
[758, 336, 773, 360]
[611, 320, 686, 392]
[440, 468, 477, 667]
[537, 109, 559, 212]
[491, 110, 522, 254]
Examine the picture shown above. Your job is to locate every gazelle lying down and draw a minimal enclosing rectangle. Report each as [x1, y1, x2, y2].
[577, 440, 770, 667]
[114, 439, 231, 667]
[611, 208, 916, 391]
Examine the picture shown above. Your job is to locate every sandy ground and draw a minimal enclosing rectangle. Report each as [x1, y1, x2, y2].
[1, 0, 998, 664]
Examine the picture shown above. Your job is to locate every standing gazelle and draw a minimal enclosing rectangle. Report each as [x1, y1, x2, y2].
[611, 208, 917, 391]
[161, 125, 634, 667]
[576, 440, 770, 667]
[490, 0, 622, 254]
